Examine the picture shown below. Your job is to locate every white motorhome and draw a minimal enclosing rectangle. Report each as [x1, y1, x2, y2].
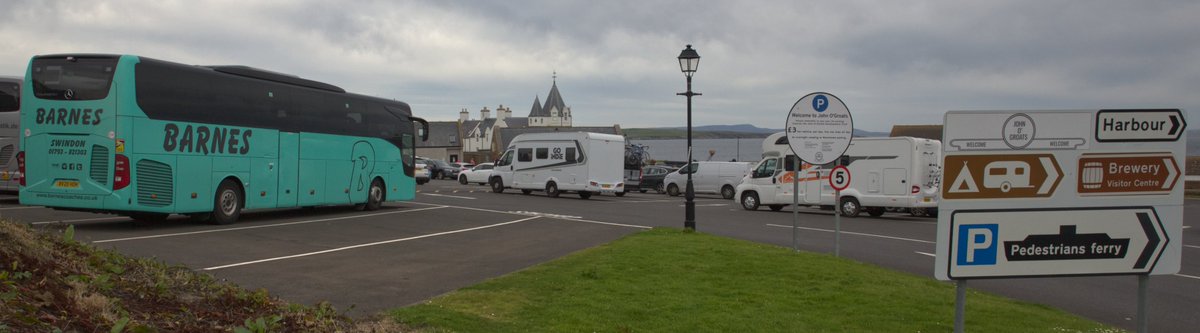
[490, 132, 625, 199]
[734, 133, 942, 217]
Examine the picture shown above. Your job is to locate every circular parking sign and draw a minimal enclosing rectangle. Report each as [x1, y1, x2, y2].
[829, 165, 851, 191]
[786, 92, 853, 164]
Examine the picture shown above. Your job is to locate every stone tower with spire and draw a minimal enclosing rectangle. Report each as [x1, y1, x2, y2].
[527, 72, 573, 127]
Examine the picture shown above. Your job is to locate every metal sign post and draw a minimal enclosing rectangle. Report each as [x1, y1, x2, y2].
[792, 167, 799, 252]
[829, 165, 851, 257]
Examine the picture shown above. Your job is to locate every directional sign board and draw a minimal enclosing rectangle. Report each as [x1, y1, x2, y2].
[936, 110, 1186, 280]
[1095, 109, 1187, 142]
[948, 207, 1166, 278]
[785, 92, 852, 164]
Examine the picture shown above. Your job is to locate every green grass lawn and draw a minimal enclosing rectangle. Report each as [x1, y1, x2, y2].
[390, 228, 1121, 332]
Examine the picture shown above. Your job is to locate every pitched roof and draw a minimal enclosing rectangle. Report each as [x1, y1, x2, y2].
[540, 81, 567, 116]
[417, 121, 460, 147]
[501, 116, 530, 128]
[528, 96, 544, 117]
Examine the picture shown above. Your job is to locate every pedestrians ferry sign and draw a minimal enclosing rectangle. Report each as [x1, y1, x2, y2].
[935, 110, 1186, 280]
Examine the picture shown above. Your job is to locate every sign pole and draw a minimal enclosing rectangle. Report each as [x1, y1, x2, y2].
[954, 280, 966, 333]
[1137, 275, 1148, 333]
[792, 167, 799, 252]
[834, 188, 841, 257]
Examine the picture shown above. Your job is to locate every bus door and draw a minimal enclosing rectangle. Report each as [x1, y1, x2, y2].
[277, 132, 299, 207]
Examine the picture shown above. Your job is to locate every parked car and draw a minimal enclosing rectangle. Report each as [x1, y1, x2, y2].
[459, 163, 495, 185]
[637, 165, 675, 193]
[449, 162, 475, 179]
[663, 161, 752, 199]
[426, 159, 454, 179]
[415, 161, 430, 185]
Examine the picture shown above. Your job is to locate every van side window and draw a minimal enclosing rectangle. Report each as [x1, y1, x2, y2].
[518, 148, 533, 162]
[754, 159, 778, 178]
[681, 163, 698, 174]
[565, 147, 576, 163]
[536, 148, 549, 160]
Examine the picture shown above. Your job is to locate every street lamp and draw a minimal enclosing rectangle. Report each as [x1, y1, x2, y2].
[677, 44, 701, 230]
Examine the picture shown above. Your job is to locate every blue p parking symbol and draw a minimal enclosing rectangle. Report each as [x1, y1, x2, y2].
[957, 224, 998, 266]
[812, 95, 829, 112]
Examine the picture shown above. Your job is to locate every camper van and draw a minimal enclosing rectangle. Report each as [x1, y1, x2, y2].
[734, 133, 942, 217]
[489, 132, 625, 199]
[663, 161, 754, 199]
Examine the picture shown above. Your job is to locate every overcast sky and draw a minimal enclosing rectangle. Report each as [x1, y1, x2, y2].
[2, 0, 1196, 132]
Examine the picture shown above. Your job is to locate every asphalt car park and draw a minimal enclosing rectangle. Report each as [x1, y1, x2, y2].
[1, 182, 1197, 332]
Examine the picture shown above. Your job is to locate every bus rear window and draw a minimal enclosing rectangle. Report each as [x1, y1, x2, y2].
[0, 81, 17, 112]
[31, 56, 118, 101]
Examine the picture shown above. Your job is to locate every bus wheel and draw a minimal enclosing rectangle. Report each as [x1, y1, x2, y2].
[212, 179, 242, 225]
[545, 182, 560, 198]
[740, 192, 759, 210]
[364, 178, 385, 211]
[579, 191, 592, 199]
[490, 177, 504, 193]
[839, 197, 861, 218]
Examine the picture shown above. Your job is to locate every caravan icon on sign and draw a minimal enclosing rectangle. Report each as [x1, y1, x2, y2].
[943, 154, 1062, 199]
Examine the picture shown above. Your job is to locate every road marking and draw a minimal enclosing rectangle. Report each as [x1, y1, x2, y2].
[1175, 273, 1200, 281]
[204, 216, 542, 271]
[680, 203, 728, 207]
[509, 211, 582, 219]
[0, 206, 43, 211]
[765, 224, 935, 244]
[409, 201, 651, 229]
[422, 193, 477, 200]
[1184, 244, 1200, 250]
[915, 251, 936, 257]
[32, 216, 129, 225]
[93, 206, 447, 243]
[1183, 226, 1192, 229]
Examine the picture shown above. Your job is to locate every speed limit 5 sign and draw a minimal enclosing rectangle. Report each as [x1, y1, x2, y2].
[829, 165, 851, 191]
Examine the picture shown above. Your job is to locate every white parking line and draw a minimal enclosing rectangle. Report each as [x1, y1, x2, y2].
[915, 251, 936, 257]
[32, 216, 129, 225]
[1184, 244, 1200, 250]
[422, 193, 477, 200]
[93, 206, 447, 243]
[409, 201, 651, 229]
[1175, 273, 1200, 281]
[765, 224, 935, 244]
[204, 216, 542, 271]
[680, 204, 728, 207]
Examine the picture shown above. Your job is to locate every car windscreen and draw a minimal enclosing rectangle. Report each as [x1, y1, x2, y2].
[31, 56, 119, 101]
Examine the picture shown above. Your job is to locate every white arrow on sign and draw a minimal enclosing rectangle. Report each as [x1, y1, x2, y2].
[1095, 109, 1187, 142]
[947, 207, 1168, 279]
[1037, 156, 1058, 195]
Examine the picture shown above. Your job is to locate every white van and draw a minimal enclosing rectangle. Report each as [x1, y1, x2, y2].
[734, 133, 941, 217]
[490, 132, 624, 199]
[663, 161, 753, 199]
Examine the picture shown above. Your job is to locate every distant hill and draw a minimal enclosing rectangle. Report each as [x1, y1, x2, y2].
[626, 124, 887, 140]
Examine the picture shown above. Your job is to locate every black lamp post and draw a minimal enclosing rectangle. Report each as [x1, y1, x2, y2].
[677, 44, 701, 230]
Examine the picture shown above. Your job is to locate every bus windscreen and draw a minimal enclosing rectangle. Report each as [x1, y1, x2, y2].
[31, 56, 118, 101]
[0, 82, 17, 112]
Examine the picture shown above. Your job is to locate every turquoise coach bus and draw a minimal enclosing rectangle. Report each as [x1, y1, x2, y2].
[19, 54, 428, 224]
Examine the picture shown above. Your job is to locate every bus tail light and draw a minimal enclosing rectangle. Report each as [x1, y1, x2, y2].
[114, 154, 130, 190]
[911, 185, 920, 194]
[16, 151, 25, 186]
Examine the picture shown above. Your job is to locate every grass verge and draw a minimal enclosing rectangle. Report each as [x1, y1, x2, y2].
[391, 228, 1122, 333]
[0, 220, 407, 332]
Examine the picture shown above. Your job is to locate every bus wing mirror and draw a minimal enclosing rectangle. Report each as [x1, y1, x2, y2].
[411, 116, 430, 141]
